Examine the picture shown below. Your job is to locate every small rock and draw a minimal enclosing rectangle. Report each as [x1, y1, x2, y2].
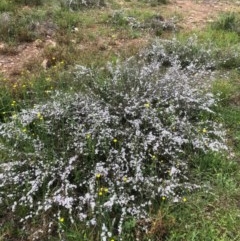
[72, 27, 79, 33]
[34, 39, 43, 48]
[41, 59, 49, 70]
[0, 43, 5, 50]
[45, 40, 57, 48]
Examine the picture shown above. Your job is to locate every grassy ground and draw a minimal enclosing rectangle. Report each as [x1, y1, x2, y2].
[1, 0, 240, 241]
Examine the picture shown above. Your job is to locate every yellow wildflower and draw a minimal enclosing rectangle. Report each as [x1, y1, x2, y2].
[144, 103, 150, 108]
[183, 197, 187, 202]
[202, 128, 207, 133]
[37, 113, 43, 120]
[98, 191, 103, 196]
[100, 187, 108, 193]
[96, 173, 101, 178]
[59, 217, 64, 223]
[11, 101, 16, 106]
[113, 138, 117, 143]
[162, 196, 166, 201]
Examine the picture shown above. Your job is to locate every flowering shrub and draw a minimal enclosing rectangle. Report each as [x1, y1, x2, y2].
[109, 11, 176, 33]
[60, 0, 105, 10]
[158, 36, 216, 70]
[0, 39, 227, 240]
[109, 10, 141, 28]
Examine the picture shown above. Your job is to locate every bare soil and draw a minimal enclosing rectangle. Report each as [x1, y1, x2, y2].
[167, 0, 240, 30]
[0, 41, 42, 77]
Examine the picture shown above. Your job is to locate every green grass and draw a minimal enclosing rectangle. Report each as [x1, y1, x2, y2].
[211, 12, 240, 34]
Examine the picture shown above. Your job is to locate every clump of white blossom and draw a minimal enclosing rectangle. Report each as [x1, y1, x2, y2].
[0, 39, 227, 240]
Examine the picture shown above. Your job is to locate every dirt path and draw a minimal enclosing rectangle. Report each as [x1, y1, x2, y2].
[0, 0, 239, 81]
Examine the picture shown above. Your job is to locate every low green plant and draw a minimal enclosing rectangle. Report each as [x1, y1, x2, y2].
[211, 12, 240, 34]
[216, 46, 240, 70]
[60, 0, 105, 10]
[53, 9, 82, 30]
[212, 79, 236, 105]
[0, 0, 15, 12]
[109, 10, 142, 29]
[12, 0, 44, 6]
[139, 0, 168, 6]
[0, 10, 48, 43]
